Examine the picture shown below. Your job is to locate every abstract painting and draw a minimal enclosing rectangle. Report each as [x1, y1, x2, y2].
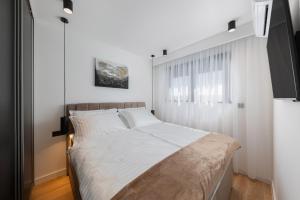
[95, 59, 128, 89]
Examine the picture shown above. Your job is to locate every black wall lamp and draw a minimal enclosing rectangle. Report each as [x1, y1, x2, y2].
[151, 54, 155, 115]
[228, 20, 236, 32]
[63, 0, 73, 14]
[53, 17, 69, 137]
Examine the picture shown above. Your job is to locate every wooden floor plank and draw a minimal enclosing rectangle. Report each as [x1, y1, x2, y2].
[31, 176, 70, 198]
[30, 174, 272, 200]
[230, 174, 272, 200]
[30, 177, 73, 200]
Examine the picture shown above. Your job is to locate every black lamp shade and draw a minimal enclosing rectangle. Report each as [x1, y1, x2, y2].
[163, 49, 167, 56]
[63, 0, 73, 14]
[228, 20, 236, 32]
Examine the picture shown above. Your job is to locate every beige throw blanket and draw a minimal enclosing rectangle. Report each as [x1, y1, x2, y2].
[112, 133, 240, 200]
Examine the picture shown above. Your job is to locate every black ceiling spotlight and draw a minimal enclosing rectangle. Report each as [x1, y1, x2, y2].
[63, 0, 73, 14]
[228, 20, 236, 32]
[163, 49, 168, 56]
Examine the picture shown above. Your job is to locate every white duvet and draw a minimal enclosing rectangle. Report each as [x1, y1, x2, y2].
[70, 122, 208, 200]
[136, 122, 208, 147]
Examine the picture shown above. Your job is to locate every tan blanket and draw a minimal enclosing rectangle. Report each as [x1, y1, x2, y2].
[112, 133, 240, 200]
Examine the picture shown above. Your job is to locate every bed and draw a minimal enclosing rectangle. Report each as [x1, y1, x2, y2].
[66, 102, 240, 200]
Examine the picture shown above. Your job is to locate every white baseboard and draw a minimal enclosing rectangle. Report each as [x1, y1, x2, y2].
[272, 181, 277, 200]
[34, 168, 67, 185]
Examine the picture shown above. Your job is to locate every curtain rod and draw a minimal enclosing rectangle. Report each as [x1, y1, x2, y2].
[154, 33, 255, 67]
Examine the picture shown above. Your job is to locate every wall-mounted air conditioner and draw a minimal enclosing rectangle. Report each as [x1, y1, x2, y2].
[252, 0, 273, 37]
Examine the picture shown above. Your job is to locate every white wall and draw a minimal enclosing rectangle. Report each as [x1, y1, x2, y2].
[273, 101, 300, 200]
[273, 0, 300, 199]
[34, 19, 152, 183]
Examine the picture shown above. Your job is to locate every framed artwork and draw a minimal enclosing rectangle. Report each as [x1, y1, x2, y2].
[95, 59, 128, 89]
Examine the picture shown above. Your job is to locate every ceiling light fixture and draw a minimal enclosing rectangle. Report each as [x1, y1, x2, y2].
[163, 49, 168, 56]
[53, 17, 69, 136]
[228, 20, 236, 32]
[63, 0, 73, 14]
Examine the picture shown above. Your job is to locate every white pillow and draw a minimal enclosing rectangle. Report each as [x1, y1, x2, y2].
[118, 113, 131, 128]
[69, 108, 117, 116]
[70, 112, 127, 141]
[119, 108, 161, 128]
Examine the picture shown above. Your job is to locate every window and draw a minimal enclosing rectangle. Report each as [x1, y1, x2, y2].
[167, 52, 231, 104]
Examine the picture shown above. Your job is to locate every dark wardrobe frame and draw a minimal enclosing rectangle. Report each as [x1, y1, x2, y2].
[0, 0, 34, 199]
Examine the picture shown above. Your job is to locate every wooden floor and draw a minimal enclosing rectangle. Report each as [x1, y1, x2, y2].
[30, 176, 73, 200]
[230, 174, 272, 200]
[30, 174, 272, 200]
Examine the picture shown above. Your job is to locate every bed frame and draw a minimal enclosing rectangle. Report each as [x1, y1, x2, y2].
[65, 102, 233, 200]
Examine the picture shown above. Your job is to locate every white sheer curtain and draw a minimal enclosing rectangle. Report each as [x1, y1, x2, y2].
[154, 36, 273, 182]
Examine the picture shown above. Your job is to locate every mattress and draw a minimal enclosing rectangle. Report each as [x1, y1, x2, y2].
[70, 123, 208, 200]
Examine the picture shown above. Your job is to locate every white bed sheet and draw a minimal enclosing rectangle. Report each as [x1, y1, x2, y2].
[70, 123, 208, 200]
[135, 122, 208, 147]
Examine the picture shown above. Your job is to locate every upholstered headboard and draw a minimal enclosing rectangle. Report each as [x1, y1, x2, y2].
[66, 102, 146, 133]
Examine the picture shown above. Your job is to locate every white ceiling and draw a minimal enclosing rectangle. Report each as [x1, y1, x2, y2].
[30, 0, 252, 57]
